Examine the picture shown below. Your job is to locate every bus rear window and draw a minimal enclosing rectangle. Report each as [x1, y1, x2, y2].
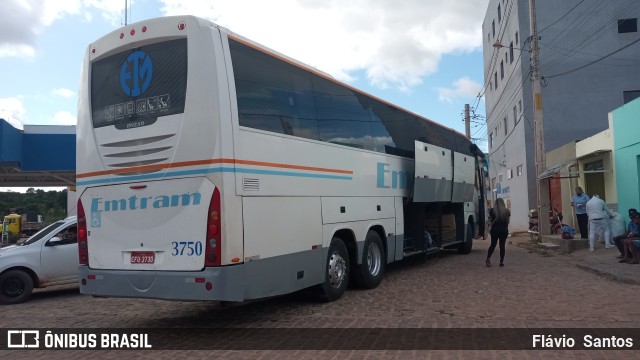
[90, 38, 188, 129]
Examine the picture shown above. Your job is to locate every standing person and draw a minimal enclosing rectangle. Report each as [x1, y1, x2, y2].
[585, 194, 614, 251]
[486, 197, 510, 267]
[571, 186, 590, 239]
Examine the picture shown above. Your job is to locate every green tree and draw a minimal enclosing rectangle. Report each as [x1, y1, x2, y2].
[0, 189, 68, 224]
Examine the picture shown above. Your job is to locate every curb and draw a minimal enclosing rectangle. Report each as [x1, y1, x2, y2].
[574, 263, 640, 286]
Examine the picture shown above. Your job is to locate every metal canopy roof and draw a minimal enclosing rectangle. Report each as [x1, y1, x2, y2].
[0, 166, 75, 187]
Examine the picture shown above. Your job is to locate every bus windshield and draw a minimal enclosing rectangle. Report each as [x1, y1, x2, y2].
[90, 38, 188, 130]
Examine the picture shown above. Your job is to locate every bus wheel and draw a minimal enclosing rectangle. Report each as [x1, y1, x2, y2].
[0, 270, 34, 305]
[458, 222, 474, 254]
[353, 231, 385, 289]
[319, 237, 350, 302]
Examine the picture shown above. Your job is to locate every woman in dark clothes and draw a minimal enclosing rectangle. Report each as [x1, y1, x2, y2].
[487, 197, 510, 267]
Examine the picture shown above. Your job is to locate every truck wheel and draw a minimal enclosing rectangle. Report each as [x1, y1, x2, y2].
[0, 270, 34, 304]
[319, 237, 350, 302]
[353, 231, 385, 289]
[458, 222, 474, 254]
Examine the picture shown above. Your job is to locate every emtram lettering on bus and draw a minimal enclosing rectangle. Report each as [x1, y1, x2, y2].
[376, 162, 412, 189]
[90, 192, 202, 213]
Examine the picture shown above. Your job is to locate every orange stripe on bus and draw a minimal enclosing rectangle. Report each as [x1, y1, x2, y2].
[76, 158, 352, 179]
[234, 159, 352, 174]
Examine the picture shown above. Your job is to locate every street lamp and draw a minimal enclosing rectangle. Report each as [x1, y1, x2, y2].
[492, 42, 528, 52]
[491, 0, 549, 239]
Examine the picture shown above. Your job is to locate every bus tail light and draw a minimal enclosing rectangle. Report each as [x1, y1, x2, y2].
[77, 199, 89, 265]
[205, 188, 222, 267]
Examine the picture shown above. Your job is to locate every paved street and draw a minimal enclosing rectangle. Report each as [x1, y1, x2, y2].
[1, 233, 638, 359]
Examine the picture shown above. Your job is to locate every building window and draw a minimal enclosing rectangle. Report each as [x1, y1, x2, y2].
[498, 174, 503, 183]
[500, 61, 504, 79]
[488, 33, 491, 43]
[584, 160, 604, 172]
[507, 169, 513, 179]
[515, 31, 519, 45]
[498, 4, 502, 23]
[503, 117, 507, 135]
[505, 52, 508, 65]
[517, 165, 523, 176]
[494, 72, 498, 89]
[492, 20, 495, 38]
[518, 99, 522, 112]
[513, 106, 517, 126]
[623, 90, 640, 104]
[509, 42, 514, 63]
[489, 132, 493, 148]
[618, 18, 638, 33]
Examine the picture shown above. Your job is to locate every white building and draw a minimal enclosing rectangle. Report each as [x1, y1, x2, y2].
[482, 0, 640, 231]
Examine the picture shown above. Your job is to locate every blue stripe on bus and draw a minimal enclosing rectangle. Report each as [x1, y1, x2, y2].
[76, 167, 353, 186]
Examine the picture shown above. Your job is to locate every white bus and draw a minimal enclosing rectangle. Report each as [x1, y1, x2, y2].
[76, 16, 487, 302]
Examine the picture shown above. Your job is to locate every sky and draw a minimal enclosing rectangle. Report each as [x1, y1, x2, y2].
[0, 0, 490, 191]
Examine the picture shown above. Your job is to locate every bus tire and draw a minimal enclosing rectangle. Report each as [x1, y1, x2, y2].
[458, 222, 474, 254]
[0, 269, 34, 305]
[353, 231, 385, 289]
[319, 237, 350, 302]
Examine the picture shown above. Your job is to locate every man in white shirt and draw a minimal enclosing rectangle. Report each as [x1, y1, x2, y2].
[585, 194, 614, 251]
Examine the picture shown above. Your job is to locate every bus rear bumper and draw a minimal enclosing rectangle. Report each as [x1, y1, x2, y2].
[78, 265, 245, 302]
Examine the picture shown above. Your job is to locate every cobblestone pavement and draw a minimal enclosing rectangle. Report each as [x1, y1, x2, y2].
[1, 234, 638, 359]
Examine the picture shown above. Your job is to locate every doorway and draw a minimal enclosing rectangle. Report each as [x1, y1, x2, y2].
[584, 160, 606, 201]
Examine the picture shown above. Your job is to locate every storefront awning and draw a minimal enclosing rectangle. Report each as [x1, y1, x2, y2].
[539, 160, 576, 179]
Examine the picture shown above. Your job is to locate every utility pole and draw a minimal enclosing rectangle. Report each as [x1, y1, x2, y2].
[530, 0, 549, 237]
[464, 104, 471, 139]
[124, 0, 128, 25]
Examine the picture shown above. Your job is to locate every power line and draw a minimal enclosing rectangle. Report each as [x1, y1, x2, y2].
[541, 0, 640, 72]
[545, 36, 640, 79]
[543, 43, 639, 65]
[476, 36, 529, 119]
[538, 0, 586, 34]
[487, 103, 531, 160]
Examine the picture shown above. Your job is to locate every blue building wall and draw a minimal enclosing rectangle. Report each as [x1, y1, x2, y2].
[612, 99, 640, 214]
[22, 133, 75, 171]
[0, 120, 23, 165]
[0, 118, 75, 172]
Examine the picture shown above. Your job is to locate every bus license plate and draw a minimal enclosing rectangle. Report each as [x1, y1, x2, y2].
[131, 251, 155, 264]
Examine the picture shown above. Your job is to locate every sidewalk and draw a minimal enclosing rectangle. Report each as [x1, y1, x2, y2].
[505, 232, 640, 285]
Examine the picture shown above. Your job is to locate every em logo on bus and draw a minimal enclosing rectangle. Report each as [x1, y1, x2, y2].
[120, 50, 153, 97]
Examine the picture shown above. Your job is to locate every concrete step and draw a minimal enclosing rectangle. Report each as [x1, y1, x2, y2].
[539, 242, 561, 249]
[541, 235, 589, 253]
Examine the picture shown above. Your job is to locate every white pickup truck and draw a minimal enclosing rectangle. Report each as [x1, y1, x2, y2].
[0, 216, 78, 304]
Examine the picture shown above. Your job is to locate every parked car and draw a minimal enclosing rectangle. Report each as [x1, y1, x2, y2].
[0, 216, 78, 304]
